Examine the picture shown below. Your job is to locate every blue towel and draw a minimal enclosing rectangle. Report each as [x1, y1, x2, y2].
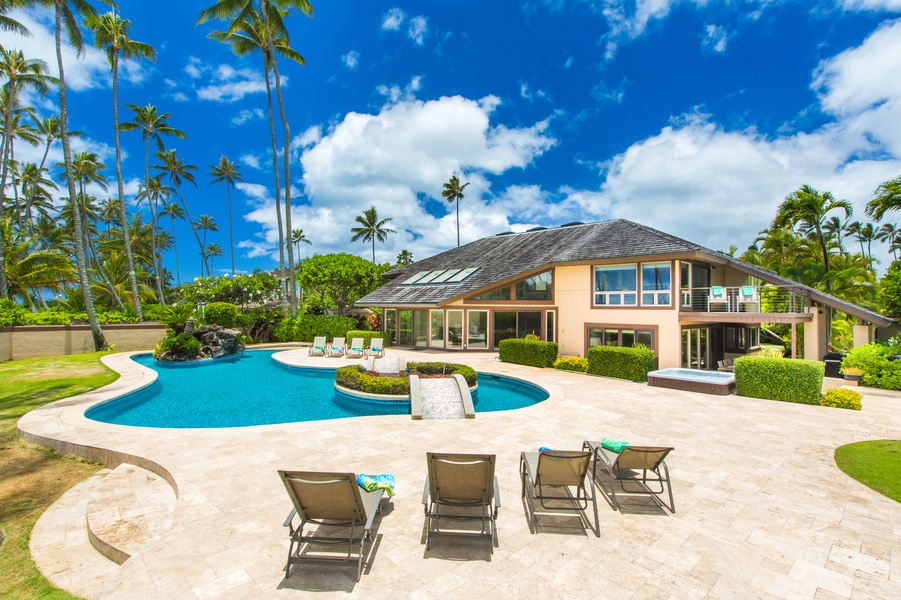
[357, 473, 395, 497]
[601, 438, 630, 453]
[538, 446, 552, 452]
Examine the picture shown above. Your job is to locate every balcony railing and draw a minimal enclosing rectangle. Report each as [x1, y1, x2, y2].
[680, 286, 810, 314]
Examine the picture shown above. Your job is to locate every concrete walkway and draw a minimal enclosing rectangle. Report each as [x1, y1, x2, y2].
[19, 347, 901, 599]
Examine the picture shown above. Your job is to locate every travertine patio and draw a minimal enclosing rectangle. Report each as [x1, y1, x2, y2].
[18, 347, 901, 599]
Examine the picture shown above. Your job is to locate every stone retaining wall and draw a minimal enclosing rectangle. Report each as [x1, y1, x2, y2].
[0, 323, 166, 361]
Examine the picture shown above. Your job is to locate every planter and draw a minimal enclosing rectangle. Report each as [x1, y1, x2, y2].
[843, 374, 862, 382]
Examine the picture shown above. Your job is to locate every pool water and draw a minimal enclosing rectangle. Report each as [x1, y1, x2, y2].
[86, 350, 549, 428]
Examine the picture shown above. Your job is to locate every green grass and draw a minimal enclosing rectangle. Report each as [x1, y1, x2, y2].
[0, 352, 120, 600]
[834, 440, 901, 503]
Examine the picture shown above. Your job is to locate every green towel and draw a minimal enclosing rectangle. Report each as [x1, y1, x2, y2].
[352, 347, 363, 352]
[601, 438, 630, 453]
[314, 345, 324, 351]
[357, 474, 395, 497]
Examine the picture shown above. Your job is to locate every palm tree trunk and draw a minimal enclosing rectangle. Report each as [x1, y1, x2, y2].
[262, 54, 288, 314]
[55, 1, 106, 350]
[456, 200, 460, 247]
[112, 52, 144, 320]
[145, 139, 165, 307]
[227, 183, 235, 276]
[175, 186, 208, 278]
[371, 237, 375, 263]
[170, 217, 181, 286]
[25, 135, 53, 237]
[0, 79, 16, 298]
[270, 54, 297, 316]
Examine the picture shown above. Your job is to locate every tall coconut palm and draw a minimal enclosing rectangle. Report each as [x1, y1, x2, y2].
[194, 213, 218, 275]
[1, 217, 76, 307]
[865, 175, 901, 222]
[121, 103, 186, 306]
[48, 0, 107, 348]
[159, 200, 183, 285]
[0, 1, 30, 36]
[25, 113, 79, 233]
[18, 161, 58, 232]
[290, 227, 310, 258]
[135, 173, 173, 300]
[205, 242, 223, 274]
[152, 148, 208, 280]
[395, 249, 413, 267]
[88, 9, 155, 320]
[877, 223, 900, 261]
[442, 175, 470, 248]
[0, 46, 57, 299]
[208, 155, 242, 276]
[351, 205, 395, 263]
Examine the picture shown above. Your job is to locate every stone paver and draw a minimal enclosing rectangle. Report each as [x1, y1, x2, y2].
[20, 346, 901, 599]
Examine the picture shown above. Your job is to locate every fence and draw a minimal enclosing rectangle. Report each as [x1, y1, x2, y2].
[0, 323, 166, 361]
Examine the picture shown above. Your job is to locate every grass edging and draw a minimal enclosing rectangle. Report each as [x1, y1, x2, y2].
[834, 440, 901, 503]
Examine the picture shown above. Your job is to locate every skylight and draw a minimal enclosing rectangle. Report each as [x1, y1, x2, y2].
[399, 267, 479, 286]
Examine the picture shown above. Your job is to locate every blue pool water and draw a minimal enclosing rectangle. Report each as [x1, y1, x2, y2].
[86, 350, 549, 428]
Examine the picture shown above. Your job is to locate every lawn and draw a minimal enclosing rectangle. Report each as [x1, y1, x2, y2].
[0, 352, 120, 600]
[834, 440, 901, 503]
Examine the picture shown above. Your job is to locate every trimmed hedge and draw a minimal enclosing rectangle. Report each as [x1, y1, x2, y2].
[335, 364, 409, 395]
[344, 329, 391, 349]
[821, 388, 862, 411]
[734, 356, 823, 405]
[553, 357, 589, 373]
[498, 339, 558, 368]
[587, 345, 655, 382]
[273, 314, 359, 342]
[407, 361, 478, 387]
[204, 302, 239, 328]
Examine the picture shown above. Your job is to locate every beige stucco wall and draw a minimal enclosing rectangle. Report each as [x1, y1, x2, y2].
[803, 307, 829, 360]
[6, 324, 166, 361]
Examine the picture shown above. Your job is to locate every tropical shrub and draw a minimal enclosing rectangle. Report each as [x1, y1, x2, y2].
[408, 362, 478, 386]
[273, 314, 358, 342]
[841, 343, 901, 390]
[734, 356, 823, 405]
[821, 388, 862, 410]
[553, 357, 589, 373]
[498, 338, 558, 368]
[160, 304, 196, 335]
[587, 346, 655, 382]
[154, 333, 201, 359]
[204, 302, 239, 328]
[178, 270, 280, 307]
[335, 364, 409, 395]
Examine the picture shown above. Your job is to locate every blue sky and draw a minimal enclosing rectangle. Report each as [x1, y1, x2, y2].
[4, 0, 901, 281]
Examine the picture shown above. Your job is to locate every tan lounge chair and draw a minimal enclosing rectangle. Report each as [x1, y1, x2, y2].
[422, 453, 500, 553]
[346, 338, 365, 359]
[583, 441, 675, 513]
[328, 337, 345, 357]
[520, 449, 598, 537]
[309, 336, 327, 356]
[365, 338, 385, 358]
[278, 470, 384, 581]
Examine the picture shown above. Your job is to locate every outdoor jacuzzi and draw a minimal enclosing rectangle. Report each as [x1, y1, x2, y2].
[647, 368, 735, 396]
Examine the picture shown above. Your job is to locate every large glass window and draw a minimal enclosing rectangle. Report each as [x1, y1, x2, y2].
[493, 311, 517, 349]
[587, 326, 655, 350]
[546, 311, 555, 343]
[413, 310, 428, 348]
[398, 310, 412, 346]
[383, 309, 397, 345]
[473, 287, 511, 301]
[594, 265, 637, 306]
[467, 310, 488, 349]
[517, 311, 542, 338]
[516, 271, 552, 301]
[641, 262, 671, 306]
[430, 310, 444, 348]
[725, 325, 760, 352]
[447, 310, 463, 349]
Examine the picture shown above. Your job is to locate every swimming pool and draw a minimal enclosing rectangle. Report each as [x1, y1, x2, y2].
[85, 350, 550, 428]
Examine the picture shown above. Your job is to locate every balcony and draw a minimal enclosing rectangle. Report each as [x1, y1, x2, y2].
[679, 286, 812, 324]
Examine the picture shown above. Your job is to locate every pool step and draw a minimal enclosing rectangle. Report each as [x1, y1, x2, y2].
[411, 374, 475, 420]
[86, 463, 177, 564]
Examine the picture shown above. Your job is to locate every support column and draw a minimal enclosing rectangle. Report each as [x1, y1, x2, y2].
[852, 321, 872, 348]
[803, 306, 828, 360]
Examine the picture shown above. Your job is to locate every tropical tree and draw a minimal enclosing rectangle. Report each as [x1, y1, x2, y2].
[205, 242, 223, 274]
[0, 2, 30, 36]
[865, 175, 901, 222]
[88, 9, 156, 320]
[351, 205, 395, 262]
[194, 213, 218, 275]
[876, 223, 900, 261]
[290, 227, 311, 258]
[396, 249, 413, 267]
[0, 46, 57, 298]
[297, 252, 391, 315]
[159, 200, 184, 285]
[208, 155, 242, 276]
[442, 174, 470, 248]
[152, 148, 208, 281]
[135, 173, 172, 301]
[1, 217, 75, 309]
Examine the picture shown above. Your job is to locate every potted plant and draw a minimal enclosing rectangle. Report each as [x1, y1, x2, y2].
[841, 366, 864, 383]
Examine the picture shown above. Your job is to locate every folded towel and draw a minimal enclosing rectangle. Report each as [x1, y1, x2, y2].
[314, 345, 324, 351]
[371, 347, 381, 352]
[357, 473, 395, 497]
[538, 446, 552, 452]
[601, 438, 630, 453]
[332, 346, 342, 352]
[352, 347, 363, 352]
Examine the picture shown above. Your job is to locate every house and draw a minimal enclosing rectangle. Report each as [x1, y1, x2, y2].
[356, 220, 891, 369]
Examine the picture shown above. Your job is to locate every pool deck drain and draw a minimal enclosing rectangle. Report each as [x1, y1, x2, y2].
[19, 347, 901, 599]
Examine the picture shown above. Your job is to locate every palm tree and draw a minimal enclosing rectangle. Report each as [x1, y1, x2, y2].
[194, 213, 218, 275]
[0, 46, 57, 299]
[442, 175, 470, 247]
[121, 103, 186, 305]
[18, 161, 58, 233]
[205, 242, 223, 274]
[49, 0, 107, 349]
[0, 2, 30, 36]
[88, 9, 156, 320]
[877, 223, 900, 261]
[865, 175, 901, 222]
[135, 174, 173, 300]
[351, 205, 395, 262]
[395, 249, 413, 267]
[1, 217, 75, 307]
[159, 200, 184, 285]
[208, 156, 242, 276]
[25, 113, 79, 234]
[290, 227, 311, 257]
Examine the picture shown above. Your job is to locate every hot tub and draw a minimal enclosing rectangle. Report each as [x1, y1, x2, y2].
[647, 368, 735, 396]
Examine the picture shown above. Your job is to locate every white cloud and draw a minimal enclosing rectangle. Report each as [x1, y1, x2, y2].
[231, 108, 265, 126]
[381, 8, 405, 31]
[184, 56, 205, 79]
[377, 75, 423, 103]
[840, 0, 901, 10]
[408, 16, 428, 45]
[342, 50, 360, 69]
[380, 8, 428, 46]
[520, 83, 548, 102]
[239, 153, 262, 170]
[195, 62, 277, 103]
[703, 24, 728, 53]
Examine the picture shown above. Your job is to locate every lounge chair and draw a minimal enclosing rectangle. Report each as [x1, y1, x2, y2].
[422, 453, 500, 553]
[346, 338, 365, 359]
[717, 358, 734, 372]
[309, 336, 327, 356]
[365, 338, 385, 359]
[328, 337, 345, 357]
[278, 470, 384, 581]
[582, 441, 675, 513]
[708, 286, 728, 312]
[739, 286, 759, 312]
[520, 449, 598, 537]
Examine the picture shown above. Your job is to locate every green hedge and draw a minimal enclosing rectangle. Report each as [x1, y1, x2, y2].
[0, 302, 144, 327]
[587, 346, 655, 382]
[335, 364, 409, 395]
[553, 357, 589, 373]
[734, 356, 823, 405]
[842, 343, 901, 390]
[344, 329, 391, 348]
[407, 362, 478, 387]
[204, 302, 239, 328]
[498, 339, 558, 368]
[273, 314, 359, 342]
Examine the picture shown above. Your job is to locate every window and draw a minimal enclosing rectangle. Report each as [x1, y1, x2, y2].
[516, 271, 553, 301]
[587, 326, 655, 350]
[384, 309, 397, 345]
[467, 310, 488, 349]
[473, 286, 511, 301]
[642, 262, 671, 306]
[447, 310, 463, 349]
[725, 325, 761, 352]
[493, 311, 517, 349]
[430, 310, 444, 348]
[594, 265, 637, 306]
[546, 311, 555, 343]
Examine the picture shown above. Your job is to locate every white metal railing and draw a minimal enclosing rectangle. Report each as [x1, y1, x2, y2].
[681, 286, 810, 314]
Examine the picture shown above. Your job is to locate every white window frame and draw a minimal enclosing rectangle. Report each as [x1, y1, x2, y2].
[641, 261, 672, 306]
[594, 264, 638, 307]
